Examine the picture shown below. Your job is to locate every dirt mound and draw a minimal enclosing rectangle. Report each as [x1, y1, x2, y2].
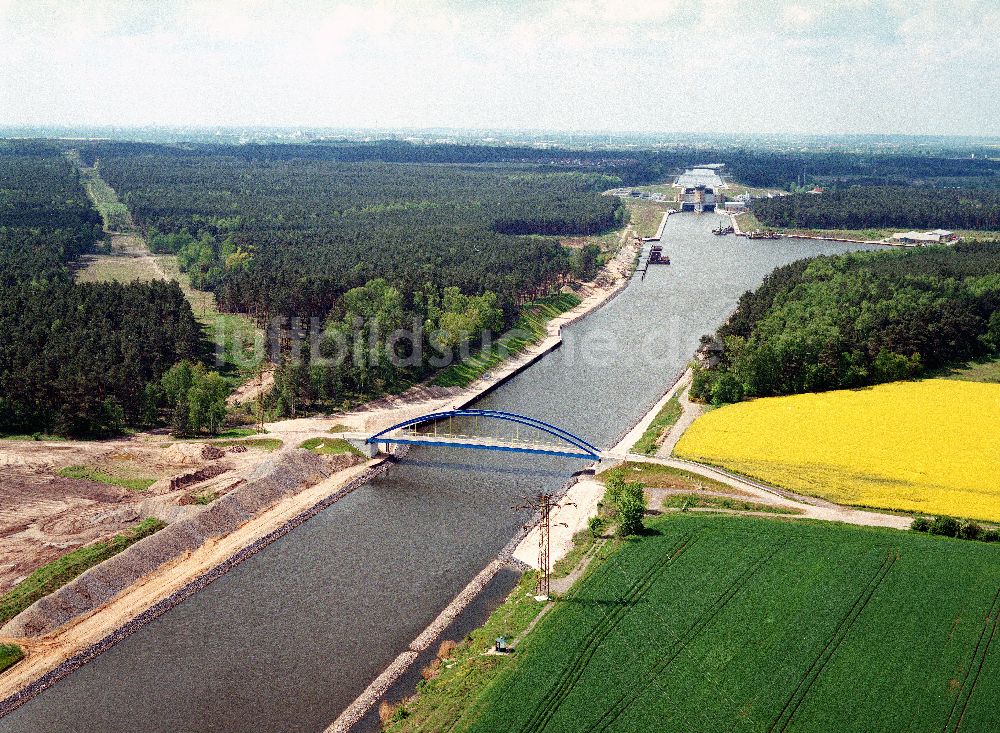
[162, 443, 208, 466]
[167, 464, 229, 491]
[201, 445, 225, 460]
[1, 450, 335, 637]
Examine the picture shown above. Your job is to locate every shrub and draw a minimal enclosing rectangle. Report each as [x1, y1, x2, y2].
[616, 494, 646, 537]
[603, 473, 647, 537]
[602, 474, 626, 515]
[929, 516, 961, 537]
[959, 521, 984, 541]
[711, 372, 744, 405]
[690, 364, 716, 402]
[910, 516, 931, 532]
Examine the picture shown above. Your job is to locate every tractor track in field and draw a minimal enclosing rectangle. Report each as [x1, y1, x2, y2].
[583, 540, 789, 733]
[943, 585, 1000, 733]
[516, 533, 696, 733]
[768, 550, 898, 733]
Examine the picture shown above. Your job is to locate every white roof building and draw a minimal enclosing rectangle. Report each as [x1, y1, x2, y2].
[890, 230, 955, 244]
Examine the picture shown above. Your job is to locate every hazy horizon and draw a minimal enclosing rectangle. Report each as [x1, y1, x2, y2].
[1, 0, 997, 137]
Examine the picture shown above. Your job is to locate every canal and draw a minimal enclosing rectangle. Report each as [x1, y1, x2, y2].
[0, 214, 876, 733]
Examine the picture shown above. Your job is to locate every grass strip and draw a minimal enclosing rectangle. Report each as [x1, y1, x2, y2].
[631, 395, 682, 455]
[299, 437, 363, 457]
[0, 518, 166, 625]
[210, 437, 283, 451]
[383, 571, 543, 731]
[601, 462, 736, 494]
[662, 493, 800, 515]
[57, 465, 156, 491]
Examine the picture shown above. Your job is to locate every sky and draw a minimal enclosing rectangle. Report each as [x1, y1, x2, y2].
[0, 0, 996, 136]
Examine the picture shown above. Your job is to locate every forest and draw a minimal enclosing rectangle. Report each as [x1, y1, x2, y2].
[751, 186, 1000, 231]
[0, 144, 201, 435]
[93, 147, 624, 318]
[78, 139, 1000, 190]
[692, 241, 1000, 404]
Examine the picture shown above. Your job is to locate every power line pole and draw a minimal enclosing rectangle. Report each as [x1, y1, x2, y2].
[516, 492, 572, 600]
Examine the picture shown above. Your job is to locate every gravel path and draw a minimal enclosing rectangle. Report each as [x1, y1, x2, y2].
[655, 384, 700, 459]
[623, 454, 911, 530]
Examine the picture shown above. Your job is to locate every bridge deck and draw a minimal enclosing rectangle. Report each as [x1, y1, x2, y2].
[341, 431, 601, 460]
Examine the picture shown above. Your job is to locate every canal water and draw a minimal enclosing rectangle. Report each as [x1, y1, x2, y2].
[0, 215, 876, 733]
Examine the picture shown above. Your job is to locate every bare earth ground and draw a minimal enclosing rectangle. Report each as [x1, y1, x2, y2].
[0, 439, 273, 595]
[0, 457, 381, 701]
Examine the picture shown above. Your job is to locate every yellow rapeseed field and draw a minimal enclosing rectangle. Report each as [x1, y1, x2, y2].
[674, 379, 1000, 522]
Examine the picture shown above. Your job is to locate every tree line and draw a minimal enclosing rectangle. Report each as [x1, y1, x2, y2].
[751, 186, 1000, 231]
[692, 242, 1000, 404]
[93, 150, 625, 319]
[77, 139, 1000, 191]
[0, 144, 202, 436]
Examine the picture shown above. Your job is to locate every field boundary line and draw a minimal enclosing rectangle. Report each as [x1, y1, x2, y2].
[769, 550, 898, 733]
[583, 540, 789, 733]
[943, 585, 1000, 733]
[517, 533, 696, 733]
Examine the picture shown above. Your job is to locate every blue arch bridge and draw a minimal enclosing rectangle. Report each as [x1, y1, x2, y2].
[343, 409, 604, 461]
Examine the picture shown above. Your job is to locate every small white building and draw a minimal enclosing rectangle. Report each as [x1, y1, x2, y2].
[724, 201, 747, 212]
[890, 230, 956, 245]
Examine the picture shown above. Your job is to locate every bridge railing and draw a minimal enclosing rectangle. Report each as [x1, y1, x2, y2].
[366, 409, 601, 460]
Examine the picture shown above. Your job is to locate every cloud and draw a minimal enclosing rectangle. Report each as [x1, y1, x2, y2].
[0, 0, 996, 135]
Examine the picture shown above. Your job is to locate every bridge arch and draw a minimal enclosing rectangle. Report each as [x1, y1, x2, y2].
[366, 409, 601, 460]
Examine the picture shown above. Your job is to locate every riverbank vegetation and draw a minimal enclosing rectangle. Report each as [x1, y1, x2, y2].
[630, 395, 682, 455]
[677, 379, 1000, 522]
[752, 186, 1000, 232]
[381, 570, 544, 732]
[431, 292, 581, 388]
[390, 514, 1000, 733]
[691, 242, 1000, 403]
[0, 518, 166, 626]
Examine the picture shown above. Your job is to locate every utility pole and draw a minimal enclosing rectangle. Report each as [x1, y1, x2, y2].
[538, 492, 552, 598]
[516, 492, 573, 600]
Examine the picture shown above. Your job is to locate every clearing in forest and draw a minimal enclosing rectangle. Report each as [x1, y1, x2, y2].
[70, 156, 262, 385]
[404, 515, 1000, 733]
[674, 379, 1000, 522]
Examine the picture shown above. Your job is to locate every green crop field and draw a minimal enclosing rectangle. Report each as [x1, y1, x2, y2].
[418, 515, 1000, 733]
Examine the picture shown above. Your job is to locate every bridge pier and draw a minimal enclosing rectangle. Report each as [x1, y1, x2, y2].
[347, 439, 380, 458]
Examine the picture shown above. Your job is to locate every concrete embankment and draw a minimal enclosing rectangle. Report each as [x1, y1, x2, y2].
[0, 452, 391, 717]
[729, 213, 890, 247]
[326, 470, 587, 733]
[653, 210, 670, 240]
